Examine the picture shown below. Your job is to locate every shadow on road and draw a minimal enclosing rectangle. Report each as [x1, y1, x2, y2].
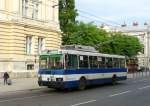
[41, 82, 127, 94]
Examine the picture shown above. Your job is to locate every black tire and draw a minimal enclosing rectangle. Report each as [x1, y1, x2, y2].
[78, 77, 86, 90]
[112, 75, 117, 85]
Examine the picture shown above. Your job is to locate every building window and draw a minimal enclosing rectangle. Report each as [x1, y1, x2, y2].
[22, 0, 28, 17]
[38, 38, 45, 54]
[26, 36, 33, 54]
[142, 48, 144, 54]
[27, 64, 34, 70]
[32, 1, 39, 19]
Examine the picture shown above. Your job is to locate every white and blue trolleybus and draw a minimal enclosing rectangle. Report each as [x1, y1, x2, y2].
[38, 45, 127, 90]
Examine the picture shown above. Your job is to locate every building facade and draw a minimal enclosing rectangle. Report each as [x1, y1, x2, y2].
[101, 24, 150, 70]
[0, 0, 62, 78]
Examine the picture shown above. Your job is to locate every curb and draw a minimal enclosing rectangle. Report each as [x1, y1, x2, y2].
[0, 88, 44, 95]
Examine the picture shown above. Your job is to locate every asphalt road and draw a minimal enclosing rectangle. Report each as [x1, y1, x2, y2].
[0, 77, 150, 106]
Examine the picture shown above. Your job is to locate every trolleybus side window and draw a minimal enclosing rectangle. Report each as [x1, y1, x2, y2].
[89, 56, 98, 69]
[113, 58, 120, 68]
[48, 54, 64, 69]
[65, 54, 78, 69]
[97, 57, 105, 68]
[39, 56, 48, 69]
[120, 59, 125, 68]
[79, 55, 88, 69]
[105, 57, 113, 68]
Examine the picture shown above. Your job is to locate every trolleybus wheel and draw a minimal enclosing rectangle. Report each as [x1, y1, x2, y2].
[78, 77, 87, 90]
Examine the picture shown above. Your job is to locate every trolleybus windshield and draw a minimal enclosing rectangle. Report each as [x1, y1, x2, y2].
[39, 54, 64, 70]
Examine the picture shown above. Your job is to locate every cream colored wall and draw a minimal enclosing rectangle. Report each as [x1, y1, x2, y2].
[0, 0, 59, 28]
[0, 23, 11, 55]
[53, 0, 59, 23]
[0, 0, 6, 19]
[0, 0, 5, 11]
[0, 0, 62, 77]
[0, 0, 61, 54]
[0, 22, 12, 73]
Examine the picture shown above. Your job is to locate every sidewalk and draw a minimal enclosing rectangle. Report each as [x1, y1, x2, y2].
[0, 78, 42, 94]
[127, 71, 150, 79]
[0, 72, 149, 94]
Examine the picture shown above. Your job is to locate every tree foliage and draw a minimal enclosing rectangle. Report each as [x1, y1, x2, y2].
[99, 32, 143, 57]
[59, 0, 78, 44]
[59, 1, 143, 57]
[63, 22, 143, 57]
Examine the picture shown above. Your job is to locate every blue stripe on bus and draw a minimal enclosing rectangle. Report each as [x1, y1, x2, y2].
[63, 76, 127, 88]
[38, 68, 127, 75]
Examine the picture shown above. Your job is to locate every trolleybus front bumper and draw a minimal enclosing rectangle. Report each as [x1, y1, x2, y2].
[38, 81, 64, 89]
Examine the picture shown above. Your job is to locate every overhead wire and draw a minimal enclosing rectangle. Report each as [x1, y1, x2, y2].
[78, 9, 121, 27]
[78, 14, 112, 26]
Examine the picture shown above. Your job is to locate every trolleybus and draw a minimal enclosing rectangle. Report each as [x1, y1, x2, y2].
[38, 45, 127, 90]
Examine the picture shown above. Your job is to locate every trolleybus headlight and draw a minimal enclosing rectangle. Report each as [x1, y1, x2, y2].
[56, 78, 63, 82]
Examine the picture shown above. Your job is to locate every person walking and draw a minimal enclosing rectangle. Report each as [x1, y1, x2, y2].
[3, 72, 9, 85]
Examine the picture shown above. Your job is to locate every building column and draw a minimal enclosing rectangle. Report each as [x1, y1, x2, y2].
[147, 31, 150, 69]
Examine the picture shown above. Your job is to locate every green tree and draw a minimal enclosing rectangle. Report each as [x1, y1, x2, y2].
[64, 22, 109, 46]
[58, 0, 143, 57]
[63, 22, 143, 57]
[97, 32, 143, 57]
[59, 0, 78, 44]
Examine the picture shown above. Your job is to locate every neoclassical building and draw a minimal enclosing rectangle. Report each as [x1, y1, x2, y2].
[0, 0, 62, 78]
